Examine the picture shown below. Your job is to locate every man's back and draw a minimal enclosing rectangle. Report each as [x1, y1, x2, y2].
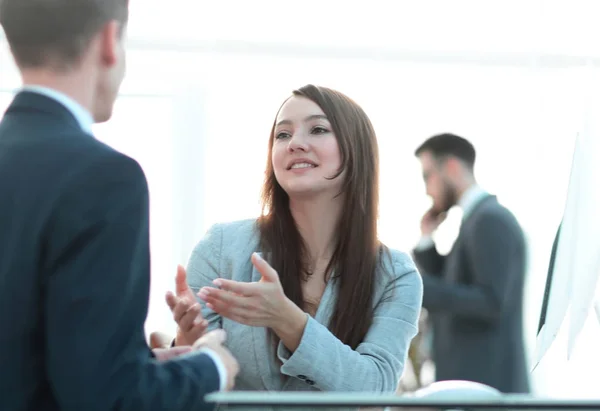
[0, 92, 221, 411]
[0, 91, 134, 409]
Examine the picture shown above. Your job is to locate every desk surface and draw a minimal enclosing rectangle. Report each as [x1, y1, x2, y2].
[205, 392, 600, 409]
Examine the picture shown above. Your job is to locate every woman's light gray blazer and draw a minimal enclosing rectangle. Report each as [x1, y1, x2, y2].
[186, 219, 423, 408]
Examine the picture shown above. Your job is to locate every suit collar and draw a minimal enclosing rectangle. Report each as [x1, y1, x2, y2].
[461, 194, 497, 225]
[458, 184, 489, 220]
[6, 90, 93, 135]
[20, 86, 94, 133]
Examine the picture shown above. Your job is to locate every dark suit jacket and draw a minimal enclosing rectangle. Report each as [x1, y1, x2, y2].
[413, 195, 530, 393]
[0, 92, 220, 411]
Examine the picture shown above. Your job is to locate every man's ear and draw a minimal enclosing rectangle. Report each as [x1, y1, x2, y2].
[99, 20, 120, 67]
[445, 157, 462, 175]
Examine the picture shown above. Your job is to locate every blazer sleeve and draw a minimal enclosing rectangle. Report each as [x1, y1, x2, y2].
[421, 211, 525, 323]
[186, 223, 224, 332]
[276, 252, 423, 392]
[44, 152, 220, 411]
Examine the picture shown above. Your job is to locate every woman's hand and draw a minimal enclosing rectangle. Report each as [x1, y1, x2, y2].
[166, 265, 208, 346]
[197, 253, 305, 331]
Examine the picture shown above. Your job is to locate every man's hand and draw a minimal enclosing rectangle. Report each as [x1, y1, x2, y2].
[149, 331, 174, 349]
[193, 329, 239, 391]
[152, 345, 192, 361]
[420, 208, 447, 236]
[166, 265, 208, 346]
[151, 329, 239, 391]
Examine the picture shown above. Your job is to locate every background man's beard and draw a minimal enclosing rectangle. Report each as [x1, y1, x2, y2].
[437, 184, 457, 213]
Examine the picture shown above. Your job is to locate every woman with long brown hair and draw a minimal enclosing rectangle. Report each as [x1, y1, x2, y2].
[156, 84, 422, 398]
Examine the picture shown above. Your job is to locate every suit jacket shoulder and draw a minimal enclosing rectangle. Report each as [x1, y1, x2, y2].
[1, 94, 147, 215]
[215, 218, 260, 249]
[462, 195, 523, 238]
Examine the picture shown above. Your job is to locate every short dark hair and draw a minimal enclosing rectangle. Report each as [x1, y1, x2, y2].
[415, 133, 476, 170]
[0, 0, 129, 70]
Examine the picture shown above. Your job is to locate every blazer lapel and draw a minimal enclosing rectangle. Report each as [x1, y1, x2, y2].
[279, 276, 338, 390]
[447, 195, 496, 282]
[456, 195, 496, 244]
[250, 254, 338, 391]
[461, 194, 495, 225]
[249, 252, 280, 391]
[314, 277, 336, 324]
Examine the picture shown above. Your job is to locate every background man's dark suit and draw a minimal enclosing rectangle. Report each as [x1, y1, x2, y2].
[0, 92, 220, 411]
[413, 195, 530, 393]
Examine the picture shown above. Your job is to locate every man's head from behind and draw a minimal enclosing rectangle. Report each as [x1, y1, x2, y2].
[0, 0, 129, 122]
[415, 133, 476, 213]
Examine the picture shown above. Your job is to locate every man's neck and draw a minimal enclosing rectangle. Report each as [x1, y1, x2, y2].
[455, 176, 477, 200]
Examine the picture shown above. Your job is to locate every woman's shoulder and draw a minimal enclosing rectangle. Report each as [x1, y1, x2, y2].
[365, 246, 423, 346]
[206, 218, 260, 241]
[196, 218, 260, 248]
[187, 218, 261, 281]
[193, 217, 261, 258]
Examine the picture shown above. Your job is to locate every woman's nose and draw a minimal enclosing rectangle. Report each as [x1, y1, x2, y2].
[287, 133, 309, 152]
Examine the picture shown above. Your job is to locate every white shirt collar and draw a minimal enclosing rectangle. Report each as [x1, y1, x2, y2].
[458, 184, 488, 219]
[20, 85, 94, 134]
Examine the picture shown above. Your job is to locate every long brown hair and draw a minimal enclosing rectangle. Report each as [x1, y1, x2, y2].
[258, 84, 384, 350]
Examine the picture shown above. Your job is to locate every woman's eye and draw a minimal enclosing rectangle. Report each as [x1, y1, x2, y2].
[312, 126, 329, 134]
[276, 131, 291, 139]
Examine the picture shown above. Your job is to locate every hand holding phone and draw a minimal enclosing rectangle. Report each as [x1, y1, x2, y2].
[420, 207, 447, 236]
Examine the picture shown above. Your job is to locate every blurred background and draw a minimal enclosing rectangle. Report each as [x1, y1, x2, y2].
[1, 0, 598, 399]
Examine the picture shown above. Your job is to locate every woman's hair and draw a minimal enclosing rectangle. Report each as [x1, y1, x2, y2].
[258, 84, 383, 349]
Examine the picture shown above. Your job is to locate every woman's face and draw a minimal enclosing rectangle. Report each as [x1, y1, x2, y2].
[271, 96, 343, 199]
